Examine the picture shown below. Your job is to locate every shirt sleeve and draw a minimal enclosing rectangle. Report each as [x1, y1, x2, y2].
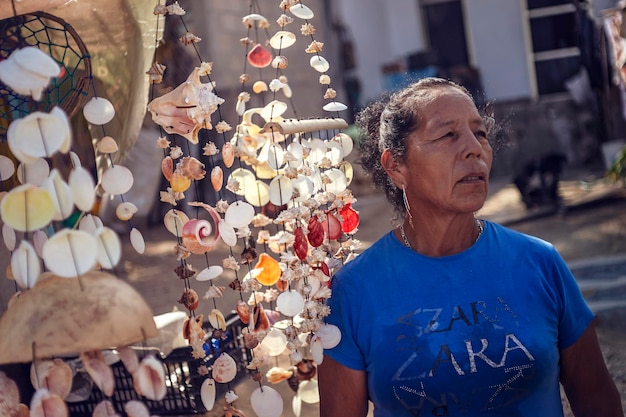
[549, 247, 595, 349]
[324, 271, 367, 371]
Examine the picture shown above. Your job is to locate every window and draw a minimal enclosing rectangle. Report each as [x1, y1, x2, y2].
[420, 0, 469, 67]
[526, 1, 581, 96]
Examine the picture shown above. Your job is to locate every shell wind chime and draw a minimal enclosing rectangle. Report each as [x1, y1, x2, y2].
[144, 0, 360, 415]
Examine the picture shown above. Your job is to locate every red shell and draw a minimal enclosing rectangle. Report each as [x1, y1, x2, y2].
[294, 227, 308, 260]
[161, 156, 173, 181]
[321, 212, 342, 240]
[247, 43, 272, 68]
[340, 203, 360, 234]
[307, 216, 324, 247]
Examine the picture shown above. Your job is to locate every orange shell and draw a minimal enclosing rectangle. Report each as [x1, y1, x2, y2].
[254, 253, 281, 286]
[179, 156, 206, 180]
[222, 143, 235, 168]
[161, 156, 173, 181]
[170, 171, 191, 193]
[210, 166, 223, 192]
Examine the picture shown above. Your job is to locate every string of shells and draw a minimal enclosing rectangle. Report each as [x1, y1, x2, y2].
[142, 1, 359, 416]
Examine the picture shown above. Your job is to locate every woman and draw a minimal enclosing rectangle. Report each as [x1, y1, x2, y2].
[318, 78, 623, 416]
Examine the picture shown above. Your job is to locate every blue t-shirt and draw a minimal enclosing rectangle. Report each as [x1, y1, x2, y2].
[326, 221, 594, 417]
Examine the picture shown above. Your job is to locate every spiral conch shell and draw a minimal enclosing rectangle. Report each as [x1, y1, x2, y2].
[148, 67, 225, 144]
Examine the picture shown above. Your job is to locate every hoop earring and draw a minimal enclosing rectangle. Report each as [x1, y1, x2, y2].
[402, 185, 413, 220]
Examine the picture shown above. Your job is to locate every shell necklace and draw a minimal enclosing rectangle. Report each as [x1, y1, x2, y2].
[399, 218, 484, 250]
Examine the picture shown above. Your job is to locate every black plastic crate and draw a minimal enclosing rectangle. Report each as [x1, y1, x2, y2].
[67, 313, 249, 417]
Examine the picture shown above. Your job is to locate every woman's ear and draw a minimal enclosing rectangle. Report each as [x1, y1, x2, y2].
[381, 149, 406, 187]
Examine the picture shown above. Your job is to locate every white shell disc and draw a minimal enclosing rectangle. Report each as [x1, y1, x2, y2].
[244, 180, 269, 207]
[69, 166, 96, 212]
[95, 227, 122, 269]
[316, 323, 342, 349]
[200, 378, 216, 411]
[78, 214, 104, 235]
[115, 202, 138, 222]
[0, 184, 55, 232]
[16, 158, 50, 186]
[163, 209, 189, 237]
[228, 168, 256, 196]
[12, 47, 61, 78]
[276, 290, 305, 317]
[42, 229, 98, 277]
[323, 101, 348, 112]
[309, 55, 329, 73]
[260, 328, 288, 356]
[130, 228, 145, 254]
[218, 220, 237, 247]
[292, 394, 302, 417]
[323, 168, 348, 194]
[2, 223, 16, 251]
[326, 141, 345, 166]
[305, 138, 326, 164]
[339, 161, 354, 186]
[32, 229, 48, 258]
[268, 175, 293, 206]
[196, 265, 223, 282]
[298, 380, 320, 404]
[101, 165, 134, 195]
[310, 335, 324, 365]
[250, 385, 283, 417]
[41, 169, 74, 221]
[69, 151, 82, 168]
[269, 31, 297, 49]
[212, 353, 237, 383]
[83, 97, 115, 125]
[289, 3, 314, 19]
[11, 240, 41, 289]
[0, 155, 15, 180]
[291, 175, 314, 202]
[333, 132, 354, 157]
[260, 100, 288, 122]
[224, 201, 255, 228]
[286, 142, 304, 168]
[8, 110, 70, 160]
[267, 143, 285, 171]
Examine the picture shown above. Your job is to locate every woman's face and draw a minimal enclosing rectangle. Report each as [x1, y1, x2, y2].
[399, 86, 493, 216]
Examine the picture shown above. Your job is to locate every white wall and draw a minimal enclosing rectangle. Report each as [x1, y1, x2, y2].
[337, 0, 425, 105]
[465, 0, 532, 101]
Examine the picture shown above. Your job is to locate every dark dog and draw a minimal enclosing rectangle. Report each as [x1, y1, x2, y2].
[513, 153, 567, 209]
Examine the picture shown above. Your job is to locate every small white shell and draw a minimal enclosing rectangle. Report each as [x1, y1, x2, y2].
[224, 390, 238, 404]
[333, 132, 354, 157]
[0, 155, 15, 180]
[0, 184, 55, 232]
[291, 175, 314, 202]
[266, 143, 285, 171]
[293, 394, 302, 417]
[12, 46, 61, 78]
[124, 400, 150, 417]
[134, 355, 166, 401]
[276, 290, 305, 317]
[196, 265, 223, 281]
[219, 220, 237, 247]
[251, 385, 283, 417]
[228, 168, 257, 196]
[268, 175, 293, 206]
[69, 166, 96, 212]
[8, 110, 70, 161]
[116, 202, 138, 221]
[33, 229, 48, 258]
[78, 214, 104, 235]
[260, 328, 288, 356]
[41, 169, 74, 221]
[269, 31, 297, 49]
[260, 100, 288, 122]
[244, 180, 270, 207]
[101, 165, 134, 195]
[12, 240, 41, 289]
[69, 151, 82, 168]
[323, 168, 348, 194]
[298, 379, 320, 404]
[2, 223, 16, 251]
[163, 209, 189, 237]
[200, 378, 216, 411]
[95, 227, 122, 269]
[310, 335, 324, 365]
[326, 141, 345, 166]
[323, 101, 348, 112]
[130, 228, 145, 254]
[83, 97, 115, 125]
[310, 55, 330, 73]
[42, 229, 97, 277]
[224, 201, 255, 228]
[289, 3, 314, 19]
[316, 324, 342, 349]
[16, 158, 50, 186]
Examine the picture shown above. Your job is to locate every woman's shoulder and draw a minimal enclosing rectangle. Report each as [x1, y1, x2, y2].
[485, 220, 559, 258]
